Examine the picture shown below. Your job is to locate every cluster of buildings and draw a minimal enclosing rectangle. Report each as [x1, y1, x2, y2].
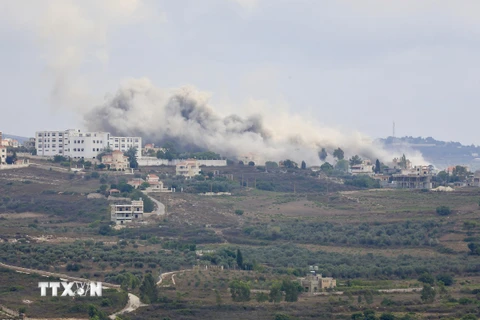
[346, 158, 436, 189]
[127, 174, 172, 192]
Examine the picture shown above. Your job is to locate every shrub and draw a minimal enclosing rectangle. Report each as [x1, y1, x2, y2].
[436, 273, 454, 286]
[235, 209, 244, 216]
[436, 206, 451, 216]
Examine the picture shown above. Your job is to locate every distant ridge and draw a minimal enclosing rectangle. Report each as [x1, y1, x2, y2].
[2, 133, 29, 143]
[379, 136, 480, 170]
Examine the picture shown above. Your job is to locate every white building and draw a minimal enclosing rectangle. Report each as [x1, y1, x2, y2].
[35, 129, 142, 160]
[108, 136, 142, 159]
[110, 199, 144, 225]
[176, 159, 201, 178]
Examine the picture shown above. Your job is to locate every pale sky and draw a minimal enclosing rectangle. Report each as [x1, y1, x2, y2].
[1, 0, 480, 145]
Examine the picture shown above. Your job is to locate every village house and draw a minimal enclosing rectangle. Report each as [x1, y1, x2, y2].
[390, 165, 433, 189]
[350, 159, 374, 175]
[299, 273, 336, 294]
[110, 199, 144, 224]
[176, 159, 201, 178]
[102, 150, 130, 171]
[145, 174, 170, 192]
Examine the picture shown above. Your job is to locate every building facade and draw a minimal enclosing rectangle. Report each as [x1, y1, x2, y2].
[35, 129, 142, 159]
[102, 150, 130, 170]
[176, 159, 201, 178]
[110, 200, 144, 224]
[299, 273, 336, 294]
[0, 146, 6, 164]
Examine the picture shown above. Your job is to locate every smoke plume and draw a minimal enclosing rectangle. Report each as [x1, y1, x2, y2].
[85, 78, 425, 165]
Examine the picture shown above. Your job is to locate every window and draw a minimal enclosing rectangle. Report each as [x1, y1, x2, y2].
[73, 148, 77, 152]
[93, 148, 95, 152]
[82, 140, 84, 143]
[52, 133, 56, 137]
[135, 139, 139, 142]
[81, 148, 84, 152]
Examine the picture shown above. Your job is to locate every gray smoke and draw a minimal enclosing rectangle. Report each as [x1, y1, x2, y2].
[85, 78, 426, 165]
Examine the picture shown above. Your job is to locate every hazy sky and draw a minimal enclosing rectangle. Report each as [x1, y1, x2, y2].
[1, 0, 480, 145]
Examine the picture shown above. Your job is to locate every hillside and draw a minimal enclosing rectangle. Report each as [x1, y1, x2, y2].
[1, 164, 480, 319]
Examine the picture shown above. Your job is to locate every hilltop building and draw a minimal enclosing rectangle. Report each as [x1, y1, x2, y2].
[35, 129, 142, 159]
[110, 199, 144, 225]
[176, 159, 201, 178]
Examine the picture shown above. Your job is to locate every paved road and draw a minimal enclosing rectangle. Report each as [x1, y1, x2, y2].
[142, 192, 165, 215]
[109, 293, 147, 319]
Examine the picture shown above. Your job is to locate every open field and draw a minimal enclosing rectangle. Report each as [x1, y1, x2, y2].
[2, 166, 480, 319]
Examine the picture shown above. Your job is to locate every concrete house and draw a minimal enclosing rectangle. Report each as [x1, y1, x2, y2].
[110, 199, 144, 224]
[299, 273, 336, 294]
[176, 159, 201, 179]
[102, 150, 130, 171]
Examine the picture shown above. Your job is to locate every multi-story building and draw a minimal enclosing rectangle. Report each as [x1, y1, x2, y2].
[35, 129, 142, 159]
[0, 146, 6, 164]
[23, 137, 36, 149]
[110, 199, 144, 225]
[176, 159, 201, 178]
[102, 150, 130, 171]
[108, 136, 142, 158]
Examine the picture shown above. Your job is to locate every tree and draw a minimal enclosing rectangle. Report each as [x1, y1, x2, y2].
[333, 148, 344, 160]
[265, 161, 278, 170]
[318, 148, 328, 161]
[436, 273, 454, 286]
[88, 304, 108, 320]
[436, 206, 451, 216]
[436, 170, 449, 184]
[349, 155, 362, 166]
[139, 273, 158, 303]
[375, 159, 381, 174]
[124, 147, 138, 169]
[282, 159, 298, 169]
[364, 290, 374, 304]
[269, 281, 283, 303]
[255, 292, 269, 302]
[229, 280, 250, 302]
[335, 159, 349, 172]
[301, 161, 306, 170]
[236, 249, 243, 269]
[248, 161, 255, 166]
[379, 313, 395, 320]
[420, 284, 436, 303]
[282, 279, 302, 302]
[418, 272, 434, 285]
[320, 162, 334, 173]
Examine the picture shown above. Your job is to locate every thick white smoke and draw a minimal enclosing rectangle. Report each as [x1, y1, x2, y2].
[85, 78, 426, 165]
